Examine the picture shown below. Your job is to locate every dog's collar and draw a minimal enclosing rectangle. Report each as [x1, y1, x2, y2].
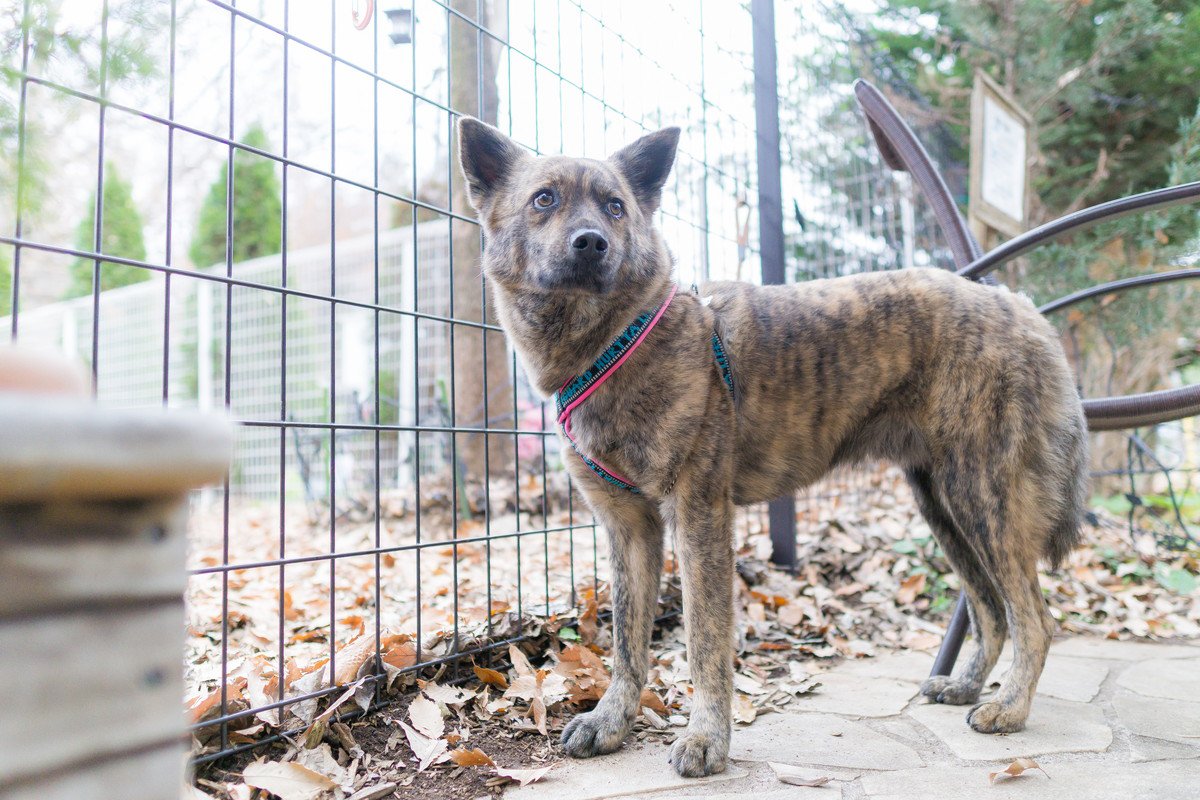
[554, 283, 735, 494]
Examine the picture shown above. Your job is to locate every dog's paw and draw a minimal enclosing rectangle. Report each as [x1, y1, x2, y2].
[668, 731, 729, 778]
[560, 709, 630, 758]
[967, 700, 1027, 733]
[920, 675, 981, 705]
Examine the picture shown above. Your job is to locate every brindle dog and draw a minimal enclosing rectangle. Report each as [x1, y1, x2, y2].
[456, 118, 1088, 778]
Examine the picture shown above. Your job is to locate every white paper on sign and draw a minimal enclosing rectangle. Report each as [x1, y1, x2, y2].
[981, 96, 1027, 223]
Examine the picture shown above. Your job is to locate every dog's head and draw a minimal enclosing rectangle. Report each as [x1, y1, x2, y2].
[457, 118, 679, 295]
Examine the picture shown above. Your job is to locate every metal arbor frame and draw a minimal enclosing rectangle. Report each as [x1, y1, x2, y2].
[852, 79, 1200, 676]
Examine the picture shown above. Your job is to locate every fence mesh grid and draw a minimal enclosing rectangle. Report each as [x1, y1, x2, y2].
[1, 0, 766, 760]
[3, 0, 1195, 768]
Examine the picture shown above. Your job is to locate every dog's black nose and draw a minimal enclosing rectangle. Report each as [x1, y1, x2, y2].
[569, 229, 608, 260]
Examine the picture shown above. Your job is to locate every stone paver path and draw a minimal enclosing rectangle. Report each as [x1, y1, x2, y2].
[509, 637, 1200, 800]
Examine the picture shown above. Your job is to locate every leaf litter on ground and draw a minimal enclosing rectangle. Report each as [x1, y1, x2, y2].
[190, 466, 1199, 797]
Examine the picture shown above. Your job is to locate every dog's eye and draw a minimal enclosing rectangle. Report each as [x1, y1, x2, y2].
[533, 191, 556, 209]
[606, 200, 623, 219]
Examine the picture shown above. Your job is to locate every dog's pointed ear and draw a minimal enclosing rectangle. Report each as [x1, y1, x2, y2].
[610, 127, 680, 214]
[457, 117, 527, 210]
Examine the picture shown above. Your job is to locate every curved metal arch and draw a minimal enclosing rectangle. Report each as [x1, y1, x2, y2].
[1038, 267, 1200, 315]
[853, 79, 984, 269]
[1042, 267, 1200, 429]
[1083, 385, 1200, 432]
[958, 181, 1200, 280]
[853, 79, 1200, 429]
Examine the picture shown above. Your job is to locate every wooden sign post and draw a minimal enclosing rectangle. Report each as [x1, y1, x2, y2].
[969, 70, 1033, 253]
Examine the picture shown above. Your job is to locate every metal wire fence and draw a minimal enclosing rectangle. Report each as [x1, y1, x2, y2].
[3, 0, 1195, 770]
[1, 0, 764, 762]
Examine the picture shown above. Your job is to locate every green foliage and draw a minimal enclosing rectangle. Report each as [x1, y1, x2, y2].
[66, 163, 149, 298]
[0, 247, 11, 316]
[189, 124, 283, 268]
[2, 0, 162, 219]
[863, 0, 1200, 373]
[892, 533, 956, 612]
[1154, 563, 1197, 595]
[871, 0, 1200, 224]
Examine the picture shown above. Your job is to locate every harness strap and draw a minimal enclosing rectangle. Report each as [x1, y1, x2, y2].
[555, 284, 736, 493]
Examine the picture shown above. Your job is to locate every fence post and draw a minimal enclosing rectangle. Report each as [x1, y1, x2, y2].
[751, 0, 797, 569]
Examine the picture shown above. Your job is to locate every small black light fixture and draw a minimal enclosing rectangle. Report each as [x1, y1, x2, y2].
[385, 7, 413, 45]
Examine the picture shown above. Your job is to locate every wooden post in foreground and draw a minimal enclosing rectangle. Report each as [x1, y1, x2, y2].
[0, 396, 230, 800]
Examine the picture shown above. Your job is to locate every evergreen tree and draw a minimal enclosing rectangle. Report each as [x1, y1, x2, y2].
[3, 1, 161, 221]
[66, 163, 149, 297]
[868, 0, 1200, 235]
[188, 124, 282, 268]
[860, 0, 1200, 342]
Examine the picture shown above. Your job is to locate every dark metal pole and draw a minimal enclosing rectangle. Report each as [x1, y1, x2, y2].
[751, 0, 796, 569]
[931, 593, 970, 676]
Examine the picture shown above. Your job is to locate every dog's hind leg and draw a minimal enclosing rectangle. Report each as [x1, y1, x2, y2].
[907, 467, 1008, 706]
[561, 495, 664, 758]
[967, 525, 1054, 733]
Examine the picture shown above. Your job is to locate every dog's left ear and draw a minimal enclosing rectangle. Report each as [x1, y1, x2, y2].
[610, 127, 680, 214]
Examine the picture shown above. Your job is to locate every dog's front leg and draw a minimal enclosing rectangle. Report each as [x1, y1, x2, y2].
[664, 476, 733, 777]
[561, 496, 664, 758]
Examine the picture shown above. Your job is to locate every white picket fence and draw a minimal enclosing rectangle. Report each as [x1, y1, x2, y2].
[2, 223, 535, 499]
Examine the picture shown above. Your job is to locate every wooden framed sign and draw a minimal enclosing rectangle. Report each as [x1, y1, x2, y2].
[969, 70, 1032, 239]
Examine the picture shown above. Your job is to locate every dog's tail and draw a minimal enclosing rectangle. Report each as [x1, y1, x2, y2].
[1043, 415, 1089, 569]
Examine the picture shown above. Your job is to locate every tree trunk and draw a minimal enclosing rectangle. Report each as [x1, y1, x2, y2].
[448, 0, 514, 492]
[1062, 242, 1181, 495]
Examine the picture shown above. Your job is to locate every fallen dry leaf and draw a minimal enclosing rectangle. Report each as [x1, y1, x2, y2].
[770, 762, 836, 787]
[494, 764, 553, 787]
[896, 573, 927, 605]
[320, 677, 370, 725]
[732, 693, 757, 724]
[241, 760, 336, 800]
[504, 645, 569, 735]
[448, 747, 495, 767]
[294, 743, 347, 787]
[381, 637, 418, 671]
[188, 678, 248, 724]
[555, 644, 612, 705]
[989, 757, 1049, 784]
[733, 672, 769, 695]
[509, 644, 535, 677]
[638, 687, 666, 714]
[777, 603, 805, 627]
[474, 665, 509, 690]
[409, 692, 444, 739]
[578, 595, 600, 643]
[333, 631, 411, 685]
[399, 720, 449, 772]
[420, 680, 476, 707]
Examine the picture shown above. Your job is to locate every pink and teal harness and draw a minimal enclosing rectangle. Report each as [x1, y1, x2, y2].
[554, 284, 736, 493]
